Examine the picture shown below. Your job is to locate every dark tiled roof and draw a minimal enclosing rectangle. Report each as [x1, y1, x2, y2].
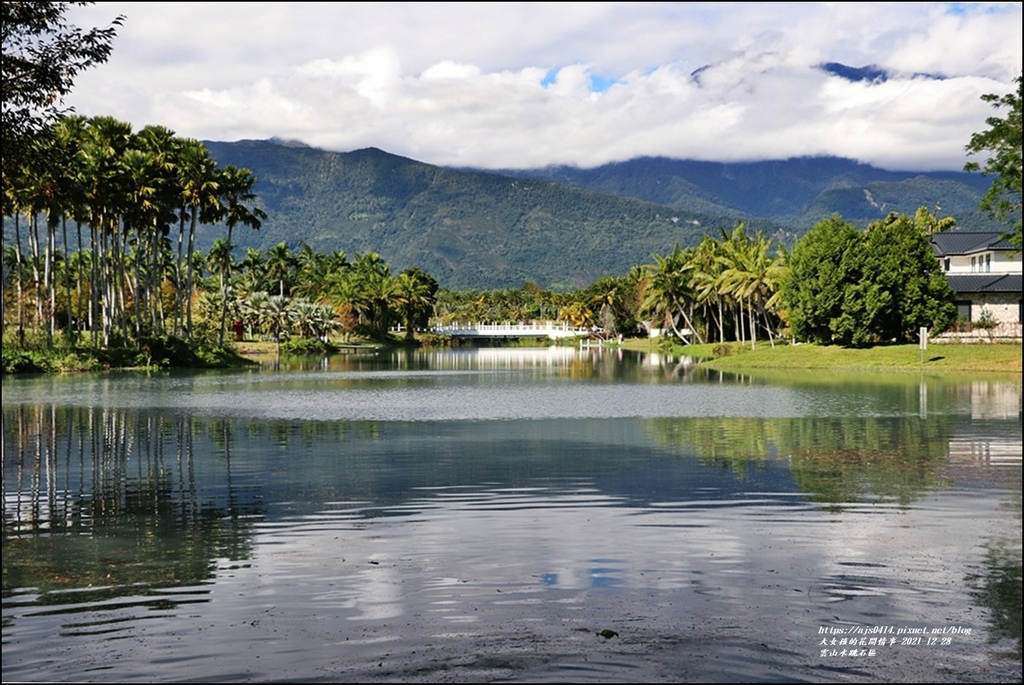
[931, 231, 1017, 256]
[946, 273, 1023, 294]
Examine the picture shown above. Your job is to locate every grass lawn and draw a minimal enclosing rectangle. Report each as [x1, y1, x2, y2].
[621, 339, 1021, 375]
[236, 336, 1020, 376]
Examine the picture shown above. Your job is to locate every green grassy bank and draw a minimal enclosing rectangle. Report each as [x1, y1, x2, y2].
[621, 339, 1022, 375]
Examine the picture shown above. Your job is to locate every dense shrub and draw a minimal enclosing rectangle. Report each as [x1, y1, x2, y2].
[784, 212, 956, 346]
[280, 338, 337, 355]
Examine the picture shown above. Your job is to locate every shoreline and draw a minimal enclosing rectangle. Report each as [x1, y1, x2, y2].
[619, 339, 1022, 375]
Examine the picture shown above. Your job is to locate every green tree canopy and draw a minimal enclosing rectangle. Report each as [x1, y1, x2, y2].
[783, 214, 861, 345]
[784, 211, 956, 347]
[1, 2, 123, 179]
[964, 74, 1023, 248]
[840, 213, 956, 346]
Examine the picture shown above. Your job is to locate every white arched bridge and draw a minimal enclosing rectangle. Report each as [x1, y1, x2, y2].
[426, 321, 594, 339]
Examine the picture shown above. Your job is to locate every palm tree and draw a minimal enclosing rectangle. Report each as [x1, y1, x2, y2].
[715, 225, 787, 348]
[291, 243, 313, 292]
[263, 294, 292, 354]
[3, 162, 32, 344]
[134, 124, 180, 336]
[557, 300, 594, 329]
[715, 225, 757, 347]
[80, 115, 134, 346]
[586, 276, 620, 338]
[51, 115, 91, 339]
[119, 146, 165, 342]
[328, 253, 395, 339]
[393, 268, 438, 341]
[16, 129, 72, 347]
[64, 248, 93, 334]
[264, 242, 296, 298]
[4, 150, 35, 344]
[240, 290, 271, 340]
[174, 139, 219, 341]
[290, 299, 339, 341]
[358, 270, 397, 340]
[690, 236, 728, 343]
[323, 249, 350, 275]
[640, 246, 705, 344]
[236, 247, 266, 295]
[325, 273, 361, 340]
[586, 274, 643, 338]
[206, 237, 233, 308]
[760, 242, 789, 345]
[213, 165, 266, 345]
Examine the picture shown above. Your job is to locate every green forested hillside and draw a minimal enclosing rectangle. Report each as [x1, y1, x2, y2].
[198, 141, 994, 290]
[497, 156, 999, 231]
[201, 141, 773, 290]
[793, 175, 1003, 229]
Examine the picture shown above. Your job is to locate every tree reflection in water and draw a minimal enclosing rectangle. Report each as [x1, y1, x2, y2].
[2, 405, 262, 607]
[969, 497, 1023, 661]
[646, 414, 954, 507]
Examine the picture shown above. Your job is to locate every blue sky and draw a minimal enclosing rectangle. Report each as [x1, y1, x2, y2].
[64, 2, 1022, 172]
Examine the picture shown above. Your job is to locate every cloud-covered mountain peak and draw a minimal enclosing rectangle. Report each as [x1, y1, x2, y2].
[817, 62, 946, 83]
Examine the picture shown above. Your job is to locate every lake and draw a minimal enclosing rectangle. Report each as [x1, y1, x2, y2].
[2, 346, 1021, 683]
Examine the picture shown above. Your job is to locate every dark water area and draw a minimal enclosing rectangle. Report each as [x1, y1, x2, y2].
[3, 347, 1021, 682]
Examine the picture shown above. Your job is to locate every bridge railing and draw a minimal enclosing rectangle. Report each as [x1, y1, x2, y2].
[426, 321, 593, 338]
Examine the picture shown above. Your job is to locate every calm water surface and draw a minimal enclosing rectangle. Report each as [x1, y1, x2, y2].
[2, 347, 1021, 683]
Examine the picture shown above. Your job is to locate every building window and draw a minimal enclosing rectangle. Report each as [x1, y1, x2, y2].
[971, 256, 976, 272]
[956, 300, 972, 322]
[944, 257, 950, 272]
[985, 254, 991, 272]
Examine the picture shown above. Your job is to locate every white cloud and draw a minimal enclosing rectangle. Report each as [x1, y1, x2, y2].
[62, 2, 1022, 171]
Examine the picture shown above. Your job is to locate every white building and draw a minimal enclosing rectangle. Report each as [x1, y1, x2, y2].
[931, 231, 1022, 341]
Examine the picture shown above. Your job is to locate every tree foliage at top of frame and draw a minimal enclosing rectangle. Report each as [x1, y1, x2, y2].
[2, 2, 124, 178]
[964, 74, 1023, 248]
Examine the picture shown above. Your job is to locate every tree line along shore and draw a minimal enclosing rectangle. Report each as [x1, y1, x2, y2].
[4, 6, 1020, 376]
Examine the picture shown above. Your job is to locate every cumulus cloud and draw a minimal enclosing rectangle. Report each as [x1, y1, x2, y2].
[63, 2, 1022, 171]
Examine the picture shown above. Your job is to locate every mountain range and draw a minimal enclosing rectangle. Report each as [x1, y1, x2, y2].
[200, 139, 999, 290]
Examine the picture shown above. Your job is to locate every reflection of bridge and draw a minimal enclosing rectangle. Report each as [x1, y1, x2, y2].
[428, 321, 594, 339]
